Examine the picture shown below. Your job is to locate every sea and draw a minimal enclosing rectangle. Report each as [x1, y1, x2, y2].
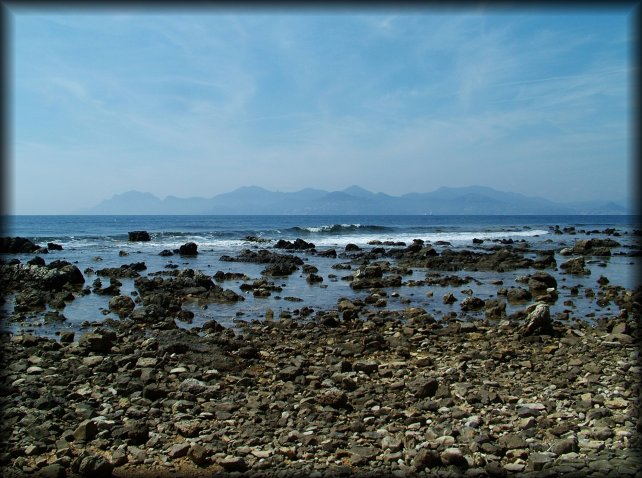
[1, 214, 640, 339]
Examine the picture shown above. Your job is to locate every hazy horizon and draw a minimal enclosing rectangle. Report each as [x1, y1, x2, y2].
[8, 7, 636, 214]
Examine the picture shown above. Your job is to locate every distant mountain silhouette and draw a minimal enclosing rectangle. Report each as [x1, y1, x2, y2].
[77, 185, 631, 215]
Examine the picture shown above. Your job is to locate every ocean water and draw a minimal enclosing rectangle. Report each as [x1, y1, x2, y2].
[1, 215, 640, 338]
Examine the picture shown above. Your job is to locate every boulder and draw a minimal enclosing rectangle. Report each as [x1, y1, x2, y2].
[522, 303, 553, 336]
[108, 295, 135, 316]
[179, 242, 198, 255]
[560, 256, 591, 275]
[0, 236, 40, 253]
[128, 231, 151, 241]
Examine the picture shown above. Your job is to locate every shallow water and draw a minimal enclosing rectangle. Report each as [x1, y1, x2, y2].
[1, 214, 639, 338]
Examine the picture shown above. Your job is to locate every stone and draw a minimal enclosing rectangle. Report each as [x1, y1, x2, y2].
[317, 388, 348, 407]
[73, 419, 98, 442]
[168, 443, 190, 459]
[522, 303, 552, 336]
[77, 454, 113, 478]
[38, 463, 66, 478]
[412, 448, 441, 470]
[550, 438, 578, 455]
[128, 231, 151, 242]
[440, 447, 468, 467]
[218, 456, 247, 472]
[108, 295, 135, 316]
[411, 377, 439, 398]
[179, 242, 198, 255]
[188, 444, 209, 466]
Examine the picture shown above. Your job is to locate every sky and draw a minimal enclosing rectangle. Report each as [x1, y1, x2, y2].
[7, 6, 636, 214]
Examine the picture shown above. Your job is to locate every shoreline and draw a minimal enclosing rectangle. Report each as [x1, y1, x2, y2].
[1, 223, 641, 477]
[0, 302, 639, 477]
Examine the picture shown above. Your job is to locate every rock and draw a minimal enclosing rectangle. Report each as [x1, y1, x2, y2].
[275, 238, 315, 250]
[412, 448, 441, 470]
[411, 377, 439, 398]
[128, 231, 151, 241]
[168, 443, 190, 459]
[47, 242, 64, 251]
[78, 330, 115, 353]
[560, 256, 591, 275]
[498, 433, 527, 450]
[73, 419, 98, 442]
[0, 236, 40, 253]
[528, 452, 555, 471]
[188, 444, 209, 466]
[507, 287, 532, 303]
[522, 303, 553, 336]
[528, 271, 557, 292]
[443, 293, 457, 304]
[77, 454, 113, 478]
[38, 463, 66, 478]
[179, 242, 198, 255]
[550, 437, 578, 455]
[306, 273, 324, 284]
[440, 447, 468, 467]
[460, 296, 485, 311]
[108, 295, 135, 316]
[317, 387, 348, 407]
[218, 456, 247, 472]
[345, 243, 361, 252]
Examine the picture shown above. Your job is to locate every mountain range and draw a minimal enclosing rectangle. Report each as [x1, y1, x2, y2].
[78, 185, 631, 215]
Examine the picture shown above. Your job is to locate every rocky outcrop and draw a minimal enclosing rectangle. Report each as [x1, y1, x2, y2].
[128, 230, 151, 241]
[0, 236, 42, 253]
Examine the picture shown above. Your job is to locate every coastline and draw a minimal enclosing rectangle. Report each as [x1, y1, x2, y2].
[0, 217, 640, 477]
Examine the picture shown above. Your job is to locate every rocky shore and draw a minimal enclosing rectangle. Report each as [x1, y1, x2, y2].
[1, 230, 641, 477]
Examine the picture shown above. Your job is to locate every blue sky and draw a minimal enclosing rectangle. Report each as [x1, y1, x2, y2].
[8, 7, 635, 214]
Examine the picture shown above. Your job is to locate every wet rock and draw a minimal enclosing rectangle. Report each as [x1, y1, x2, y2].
[460, 296, 485, 311]
[108, 295, 135, 316]
[507, 287, 532, 303]
[274, 238, 315, 250]
[0, 236, 40, 253]
[179, 242, 198, 255]
[128, 231, 151, 241]
[561, 256, 591, 275]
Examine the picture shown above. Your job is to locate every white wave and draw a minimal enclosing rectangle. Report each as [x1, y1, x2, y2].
[309, 229, 549, 247]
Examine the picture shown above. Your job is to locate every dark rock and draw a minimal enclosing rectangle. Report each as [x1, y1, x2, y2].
[188, 444, 209, 466]
[128, 231, 151, 242]
[108, 295, 135, 316]
[218, 456, 247, 472]
[73, 419, 98, 442]
[159, 249, 174, 256]
[443, 293, 457, 304]
[0, 236, 40, 253]
[411, 377, 439, 398]
[47, 242, 64, 251]
[77, 454, 113, 477]
[38, 463, 66, 478]
[560, 257, 591, 275]
[179, 242, 198, 255]
[507, 287, 532, 303]
[460, 296, 485, 311]
[440, 447, 468, 467]
[412, 448, 441, 470]
[78, 330, 115, 353]
[550, 437, 578, 455]
[345, 243, 361, 252]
